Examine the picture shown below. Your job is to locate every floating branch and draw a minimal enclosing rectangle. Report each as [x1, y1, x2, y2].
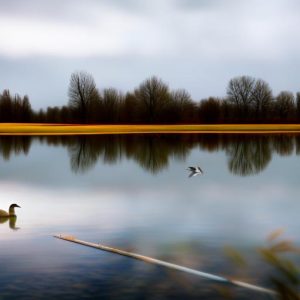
[54, 234, 276, 297]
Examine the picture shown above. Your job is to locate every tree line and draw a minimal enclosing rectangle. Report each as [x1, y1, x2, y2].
[1, 72, 300, 123]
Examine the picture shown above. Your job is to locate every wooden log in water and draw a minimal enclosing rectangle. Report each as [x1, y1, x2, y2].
[54, 234, 276, 297]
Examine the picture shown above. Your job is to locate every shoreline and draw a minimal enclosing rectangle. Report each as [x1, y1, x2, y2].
[1, 123, 300, 135]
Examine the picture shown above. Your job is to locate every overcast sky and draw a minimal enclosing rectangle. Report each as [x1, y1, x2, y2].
[0, 0, 299, 109]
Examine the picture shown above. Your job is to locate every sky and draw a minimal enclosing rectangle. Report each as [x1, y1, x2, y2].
[0, 0, 299, 110]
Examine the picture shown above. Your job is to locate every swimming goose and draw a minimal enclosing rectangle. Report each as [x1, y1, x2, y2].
[187, 166, 204, 177]
[0, 204, 21, 217]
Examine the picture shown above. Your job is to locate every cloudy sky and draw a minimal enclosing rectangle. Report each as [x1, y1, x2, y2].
[0, 0, 299, 109]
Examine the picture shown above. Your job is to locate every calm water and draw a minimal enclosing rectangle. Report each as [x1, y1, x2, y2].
[0, 134, 299, 299]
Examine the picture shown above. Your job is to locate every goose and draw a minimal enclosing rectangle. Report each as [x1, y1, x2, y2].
[187, 166, 204, 177]
[0, 204, 21, 217]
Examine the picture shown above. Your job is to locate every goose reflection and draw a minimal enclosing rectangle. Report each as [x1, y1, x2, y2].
[0, 216, 20, 230]
[0, 204, 21, 230]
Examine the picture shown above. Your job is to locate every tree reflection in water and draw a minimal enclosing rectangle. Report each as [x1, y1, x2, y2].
[0, 136, 31, 160]
[68, 136, 101, 173]
[226, 135, 272, 176]
[271, 134, 295, 156]
[0, 134, 299, 176]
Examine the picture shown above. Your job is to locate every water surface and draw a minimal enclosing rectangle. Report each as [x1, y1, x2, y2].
[0, 134, 299, 299]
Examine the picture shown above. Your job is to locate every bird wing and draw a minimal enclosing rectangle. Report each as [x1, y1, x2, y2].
[187, 166, 196, 171]
[198, 166, 204, 173]
[188, 171, 200, 178]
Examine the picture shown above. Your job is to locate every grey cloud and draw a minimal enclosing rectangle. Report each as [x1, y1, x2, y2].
[173, 0, 231, 10]
[0, 0, 144, 19]
[0, 0, 80, 24]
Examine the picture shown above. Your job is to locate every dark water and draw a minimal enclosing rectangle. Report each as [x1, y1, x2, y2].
[0, 134, 299, 299]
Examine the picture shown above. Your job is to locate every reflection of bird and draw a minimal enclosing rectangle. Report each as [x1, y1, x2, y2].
[187, 166, 204, 178]
[0, 204, 21, 217]
[0, 216, 20, 230]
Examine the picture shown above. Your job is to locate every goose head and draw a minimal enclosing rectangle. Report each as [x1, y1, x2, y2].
[9, 204, 21, 216]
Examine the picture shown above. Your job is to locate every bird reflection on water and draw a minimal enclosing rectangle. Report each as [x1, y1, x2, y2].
[0, 216, 20, 230]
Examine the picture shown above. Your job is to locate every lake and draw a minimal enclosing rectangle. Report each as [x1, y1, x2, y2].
[0, 134, 299, 299]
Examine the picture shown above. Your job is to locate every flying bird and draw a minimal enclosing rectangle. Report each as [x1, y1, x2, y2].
[187, 166, 204, 178]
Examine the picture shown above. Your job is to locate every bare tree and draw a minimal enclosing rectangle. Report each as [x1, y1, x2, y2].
[134, 76, 170, 123]
[0, 90, 13, 122]
[119, 92, 139, 123]
[101, 88, 122, 123]
[68, 71, 99, 123]
[171, 89, 192, 105]
[169, 89, 195, 123]
[227, 76, 255, 120]
[21, 95, 32, 122]
[251, 79, 273, 121]
[274, 91, 295, 122]
[198, 97, 221, 124]
[227, 76, 255, 106]
[296, 92, 300, 122]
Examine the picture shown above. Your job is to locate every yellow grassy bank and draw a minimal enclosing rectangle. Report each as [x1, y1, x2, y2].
[1, 123, 300, 135]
